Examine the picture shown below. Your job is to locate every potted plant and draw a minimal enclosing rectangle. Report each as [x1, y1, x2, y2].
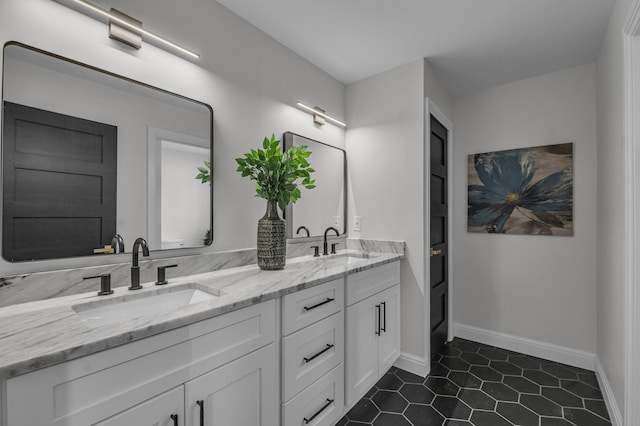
[236, 134, 315, 270]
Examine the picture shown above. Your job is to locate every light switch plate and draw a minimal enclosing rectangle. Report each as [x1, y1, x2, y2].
[353, 216, 362, 232]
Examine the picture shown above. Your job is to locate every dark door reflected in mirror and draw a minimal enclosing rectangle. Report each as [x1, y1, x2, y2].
[1, 42, 213, 262]
[283, 132, 346, 239]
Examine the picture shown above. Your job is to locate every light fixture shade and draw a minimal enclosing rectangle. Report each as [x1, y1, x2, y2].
[68, 0, 200, 59]
[296, 102, 346, 128]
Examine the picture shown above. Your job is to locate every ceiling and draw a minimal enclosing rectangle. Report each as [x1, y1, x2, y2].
[215, 0, 615, 97]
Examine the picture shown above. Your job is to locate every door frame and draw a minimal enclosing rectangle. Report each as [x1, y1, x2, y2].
[424, 98, 453, 363]
[623, 2, 640, 424]
[147, 126, 210, 250]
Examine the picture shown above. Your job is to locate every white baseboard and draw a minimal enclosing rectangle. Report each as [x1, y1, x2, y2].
[453, 323, 596, 371]
[393, 352, 429, 377]
[595, 357, 623, 426]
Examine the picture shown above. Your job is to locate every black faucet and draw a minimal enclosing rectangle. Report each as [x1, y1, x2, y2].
[296, 226, 310, 237]
[323, 227, 340, 255]
[111, 234, 125, 253]
[129, 237, 150, 290]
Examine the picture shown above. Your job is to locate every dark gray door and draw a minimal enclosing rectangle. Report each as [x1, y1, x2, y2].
[3, 102, 117, 261]
[430, 114, 449, 359]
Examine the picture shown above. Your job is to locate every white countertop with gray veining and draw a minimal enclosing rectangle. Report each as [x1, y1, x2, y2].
[0, 250, 402, 379]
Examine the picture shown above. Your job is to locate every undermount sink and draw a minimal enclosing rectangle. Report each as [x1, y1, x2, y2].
[72, 284, 221, 328]
[323, 252, 378, 265]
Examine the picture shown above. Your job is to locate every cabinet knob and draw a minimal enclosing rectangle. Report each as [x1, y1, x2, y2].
[196, 400, 204, 426]
[303, 298, 334, 311]
[303, 344, 334, 363]
[303, 399, 334, 424]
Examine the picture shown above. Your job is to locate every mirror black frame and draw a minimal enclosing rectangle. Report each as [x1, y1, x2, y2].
[1, 41, 214, 261]
[283, 132, 347, 239]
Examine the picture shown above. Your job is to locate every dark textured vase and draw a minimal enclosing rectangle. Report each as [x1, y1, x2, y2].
[257, 200, 286, 270]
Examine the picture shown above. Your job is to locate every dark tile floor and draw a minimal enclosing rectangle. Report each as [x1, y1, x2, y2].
[337, 338, 611, 426]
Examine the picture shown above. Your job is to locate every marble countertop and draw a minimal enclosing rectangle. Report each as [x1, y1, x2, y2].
[0, 250, 402, 379]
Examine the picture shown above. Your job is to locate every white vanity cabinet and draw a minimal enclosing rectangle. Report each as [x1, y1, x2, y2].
[4, 300, 278, 426]
[345, 261, 401, 408]
[281, 278, 345, 426]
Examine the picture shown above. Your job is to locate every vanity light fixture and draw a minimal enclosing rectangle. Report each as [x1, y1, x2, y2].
[68, 0, 200, 59]
[297, 102, 346, 128]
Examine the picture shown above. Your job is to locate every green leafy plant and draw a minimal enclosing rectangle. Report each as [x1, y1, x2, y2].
[202, 229, 212, 246]
[235, 134, 315, 212]
[195, 161, 212, 245]
[195, 160, 212, 184]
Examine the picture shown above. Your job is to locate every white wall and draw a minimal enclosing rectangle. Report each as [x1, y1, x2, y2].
[0, 0, 345, 274]
[424, 59, 452, 117]
[596, 0, 634, 416]
[452, 64, 598, 354]
[346, 58, 452, 362]
[161, 143, 210, 247]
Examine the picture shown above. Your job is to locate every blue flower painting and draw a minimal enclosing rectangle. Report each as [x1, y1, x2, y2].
[468, 143, 573, 235]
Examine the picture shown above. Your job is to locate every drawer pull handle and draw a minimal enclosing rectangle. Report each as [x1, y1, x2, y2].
[303, 297, 334, 311]
[304, 398, 334, 424]
[381, 301, 387, 333]
[375, 304, 381, 335]
[196, 400, 204, 426]
[170, 414, 178, 426]
[304, 344, 334, 363]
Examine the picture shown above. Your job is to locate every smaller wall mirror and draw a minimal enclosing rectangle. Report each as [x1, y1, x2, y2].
[283, 132, 346, 239]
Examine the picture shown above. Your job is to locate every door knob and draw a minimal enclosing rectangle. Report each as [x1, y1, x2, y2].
[430, 247, 442, 257]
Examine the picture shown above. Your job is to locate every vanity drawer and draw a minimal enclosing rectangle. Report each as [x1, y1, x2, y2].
[282, 277, 344, 336]
[346, 261, 400, 306]
[282, 311, 344, 402]
[282, 363, 344, 426]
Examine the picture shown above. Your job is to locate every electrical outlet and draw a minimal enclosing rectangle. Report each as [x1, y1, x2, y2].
[353, 216, 362, 232]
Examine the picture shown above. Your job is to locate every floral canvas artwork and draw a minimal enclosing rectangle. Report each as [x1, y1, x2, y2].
[468, 143, 573, 236]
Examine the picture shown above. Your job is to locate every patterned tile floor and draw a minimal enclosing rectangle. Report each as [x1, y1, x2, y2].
[336, 338, 611, 426]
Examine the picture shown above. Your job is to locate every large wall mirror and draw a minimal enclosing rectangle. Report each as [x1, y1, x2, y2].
[283, 132, 346, 239]
[1, 42, 213, 262]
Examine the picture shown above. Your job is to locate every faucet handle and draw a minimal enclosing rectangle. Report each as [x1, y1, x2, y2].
[310, 246, 320, 257]
[84, 274, 113, 296]
[330, 242, 340, 254]
[156, 264, 178, 285]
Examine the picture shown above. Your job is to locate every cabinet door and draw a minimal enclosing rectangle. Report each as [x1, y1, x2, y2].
[94, 386, 184, 426]
[378, 285, 401, 373]
[184, 344, 278, 426]
[345, 298, 378, 408]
